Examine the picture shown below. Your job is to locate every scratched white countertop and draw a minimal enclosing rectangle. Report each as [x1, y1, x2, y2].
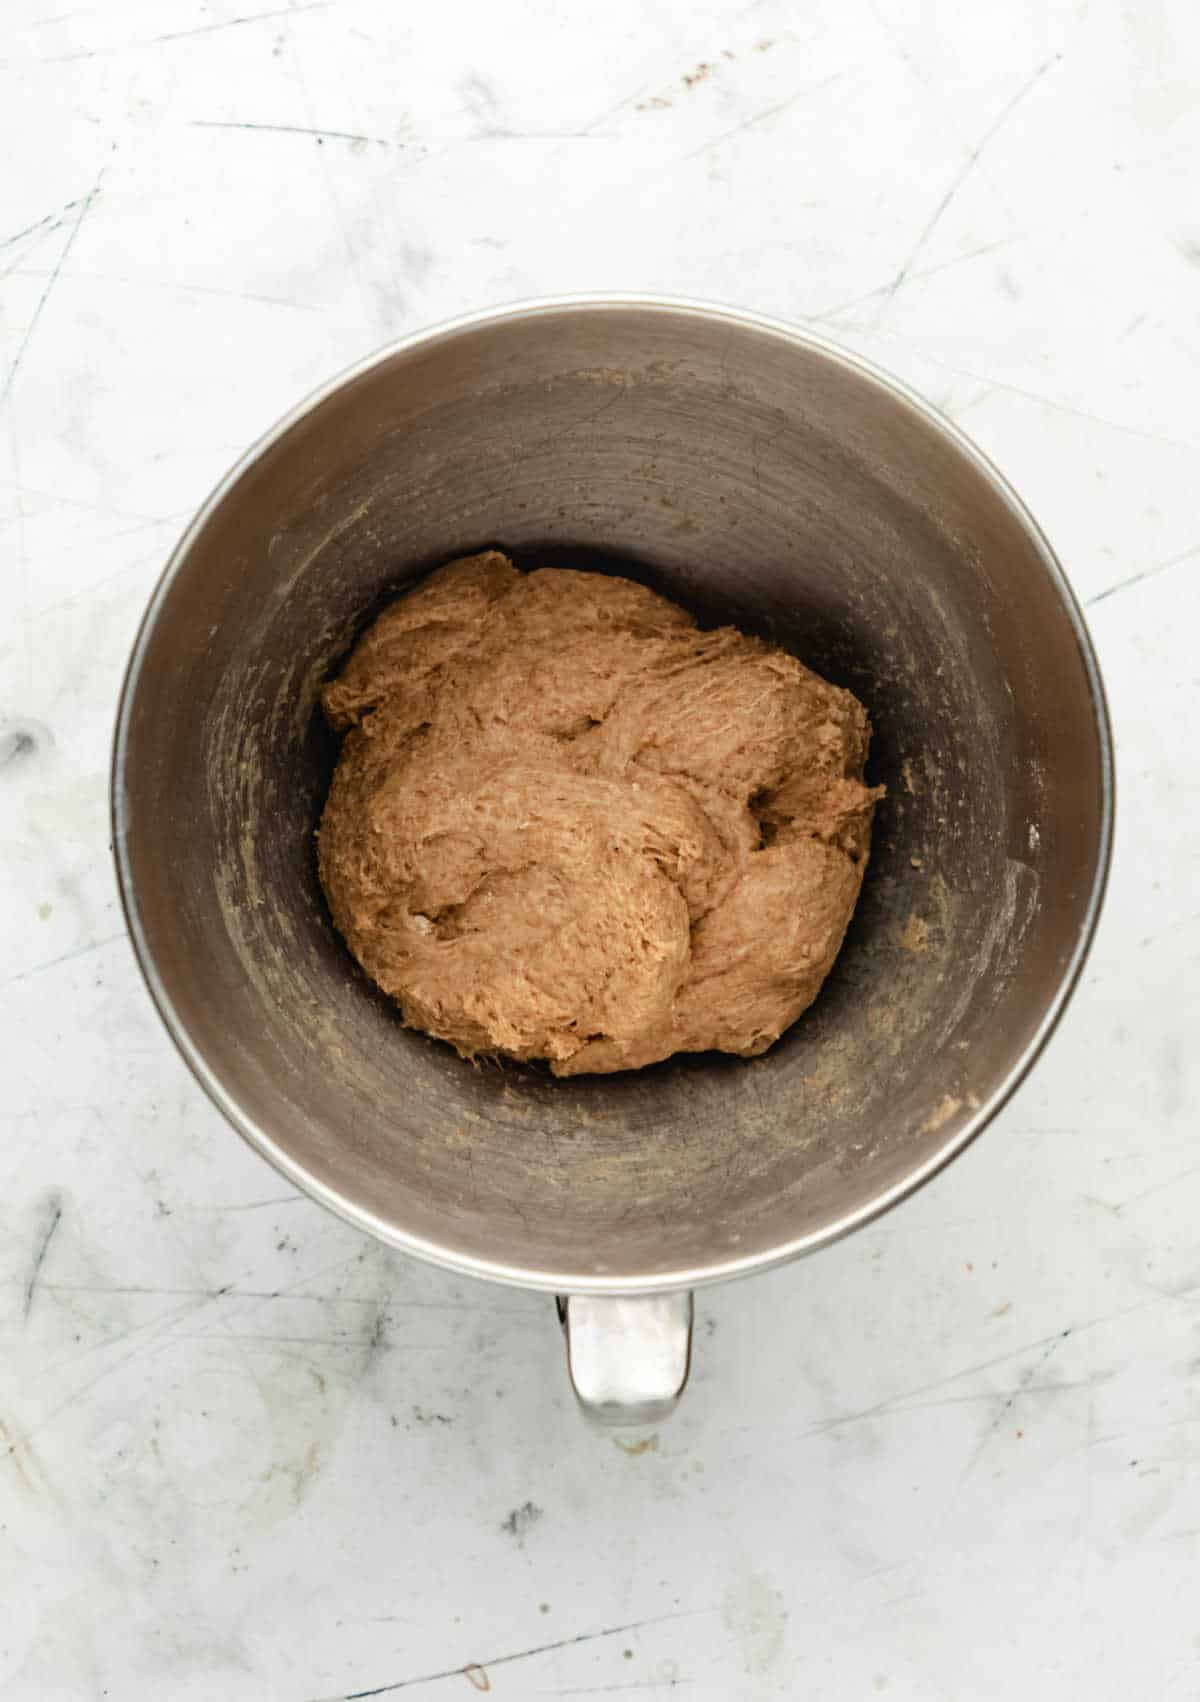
[2, 2, 1198, 1697]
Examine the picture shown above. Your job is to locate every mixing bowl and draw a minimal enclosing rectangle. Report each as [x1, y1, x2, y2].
[112, 297, 1112, 1421]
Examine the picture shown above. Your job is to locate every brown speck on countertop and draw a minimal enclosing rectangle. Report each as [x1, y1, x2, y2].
[614, 1434, 659, 1456]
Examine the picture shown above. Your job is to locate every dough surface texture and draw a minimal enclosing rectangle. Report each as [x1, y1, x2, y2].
[318, 552, 881, 1076]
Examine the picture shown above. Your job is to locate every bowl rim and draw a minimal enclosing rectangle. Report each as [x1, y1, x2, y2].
[111, 292, 1115, 1296]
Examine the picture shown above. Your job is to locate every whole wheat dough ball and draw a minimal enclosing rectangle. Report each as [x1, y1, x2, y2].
[317, 551, 881, 1076]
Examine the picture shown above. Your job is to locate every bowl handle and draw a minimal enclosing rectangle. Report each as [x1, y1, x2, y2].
[557, 1292, 693, 1425]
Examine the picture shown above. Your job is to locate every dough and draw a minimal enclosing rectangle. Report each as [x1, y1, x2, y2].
[318, 551, 882, 1076]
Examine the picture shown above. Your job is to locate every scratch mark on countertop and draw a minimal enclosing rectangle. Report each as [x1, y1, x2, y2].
[577, 81, 656, 134]
[800, 1343, 1045, 1438]
[6, 267, 324, 312]
[0, 195, 88, 256]
[958, 1331, 1071, 1481]
[24, 1288, 234, 1435]
[0, 932, 127, 989]
[172, 1333, 447, 1349]
[682, 74, 844, 163]
[795, 1301, 1181, 1442]
[305, 1610, 704, 1700]
[24, 1251, 390, 1395]
[872, 54, 1060, 325]
[831, 1373, 1109, 1426]
[862, 334, 1200, 454]
[8, 2, 328, 63]
[0, 477, 189, 522]
[1, 169, 103, 408]
[1086, 543, 1200, 607]
[807, 237, 1012, 325]
[187, 1194, 307, 1212]
[276, 2, 375, 329]
[23, 1193, 64, 1320]
[1102, 1164, 1200, 1213]
[12, 1280, 528, 1315]
[22, 1250, 433, 1427]
[552, 1684, 692, 1694]
[190, 119, 392, 147]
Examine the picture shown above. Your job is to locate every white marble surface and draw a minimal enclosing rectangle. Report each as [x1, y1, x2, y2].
[2, 1, 1198, 1696]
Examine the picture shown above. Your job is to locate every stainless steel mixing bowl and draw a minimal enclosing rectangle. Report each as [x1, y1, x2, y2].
[112, 297, 1112, 1421]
